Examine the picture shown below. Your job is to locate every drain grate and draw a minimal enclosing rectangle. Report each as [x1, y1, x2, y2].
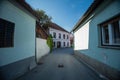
[58, 64, 64, 68]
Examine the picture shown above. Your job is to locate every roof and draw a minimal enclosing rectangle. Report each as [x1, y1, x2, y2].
[49, 22, 69, 33]
[72, 0, 104, 32]
[10, 0, 38, 19]
[36, 22, 48, 39]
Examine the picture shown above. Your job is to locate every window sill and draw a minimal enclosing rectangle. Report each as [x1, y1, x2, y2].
[98, 45, 120, 50]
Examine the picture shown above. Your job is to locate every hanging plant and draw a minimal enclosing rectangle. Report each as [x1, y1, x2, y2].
[47, 35, 53, 53]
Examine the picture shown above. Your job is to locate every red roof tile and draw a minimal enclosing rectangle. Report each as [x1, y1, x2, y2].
[49, 22, 69, 33]
[36, 22, 48, 39]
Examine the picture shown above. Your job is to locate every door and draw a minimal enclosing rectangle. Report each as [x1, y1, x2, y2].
[57, 41, 61, 48]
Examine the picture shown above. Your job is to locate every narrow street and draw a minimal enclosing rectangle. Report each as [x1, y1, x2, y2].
[16, 48, 106, 80]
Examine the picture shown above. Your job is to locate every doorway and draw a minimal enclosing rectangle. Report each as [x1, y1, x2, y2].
[57, 41, 61, 48]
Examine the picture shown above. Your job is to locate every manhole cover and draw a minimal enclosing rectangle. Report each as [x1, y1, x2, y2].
[58, 64, 64, 68]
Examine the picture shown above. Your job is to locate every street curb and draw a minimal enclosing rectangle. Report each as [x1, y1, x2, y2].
[73, 54, 110, 80]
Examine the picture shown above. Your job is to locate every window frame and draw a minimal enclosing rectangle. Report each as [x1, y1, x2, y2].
[53, 32, 56, 38]
[53, 41, 55, 47]
[98, 14, 120, 48]
[59, 33, 61, 39]
[67, 35, 69, 39]
[0, 18, 15, 48]
[63, 34, 65, 39]
[63, 42, 65, 46]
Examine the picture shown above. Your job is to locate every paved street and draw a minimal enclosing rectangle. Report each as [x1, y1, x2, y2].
[16, 48, 105, 80]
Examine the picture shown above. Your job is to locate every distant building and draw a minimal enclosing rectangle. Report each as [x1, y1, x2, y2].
[72, 0, 120, 80]
[46, 22, 70, 48]
[70, 34, 74, 47]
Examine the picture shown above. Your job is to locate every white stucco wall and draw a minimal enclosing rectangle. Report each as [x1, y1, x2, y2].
[49, 28, 70, 48]
[36, 38, 50, 63]
[74, 20, 90, 50]
[74, 0, 120, 70]
[0, 0, 36, 66]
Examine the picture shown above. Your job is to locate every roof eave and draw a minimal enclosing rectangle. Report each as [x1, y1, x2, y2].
[9, 0, 39, 20]
[49, 22, 70, 33]
[71, 0, 104, 32]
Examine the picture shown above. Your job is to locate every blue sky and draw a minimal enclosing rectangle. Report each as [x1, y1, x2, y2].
[26, 0, 93, 31]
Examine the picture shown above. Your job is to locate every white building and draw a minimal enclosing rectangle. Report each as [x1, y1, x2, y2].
[72, 0, 120, 80]
[48, 23, 70, 48]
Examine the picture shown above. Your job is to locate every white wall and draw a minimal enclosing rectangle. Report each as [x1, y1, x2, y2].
[49, 28, 70, 48]
[0, 0, 36, 66]
[74, 20, 90, 50]
[36, 38, 50, 63]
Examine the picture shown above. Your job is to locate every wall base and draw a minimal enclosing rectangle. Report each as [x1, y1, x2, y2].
[0, 56, 36, 80]
[74, 50, 120, 80]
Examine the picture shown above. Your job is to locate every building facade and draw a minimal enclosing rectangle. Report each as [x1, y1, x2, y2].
[0, 0, 37, 80]
[49, 23, 70, 48]
[72, 0, 120, 80]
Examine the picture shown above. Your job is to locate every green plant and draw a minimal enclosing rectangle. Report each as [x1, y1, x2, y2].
[35, 9, 52, 26]
[47, 35, 53, 53]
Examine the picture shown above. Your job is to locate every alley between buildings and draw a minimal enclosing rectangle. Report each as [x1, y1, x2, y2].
[16, 48, 107, 80]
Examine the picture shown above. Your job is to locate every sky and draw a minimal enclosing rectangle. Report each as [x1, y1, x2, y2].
[26, 0, 93, 32]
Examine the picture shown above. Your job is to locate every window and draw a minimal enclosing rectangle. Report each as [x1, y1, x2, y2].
[112, 21, 120, 44]
[99, 14, 120, 47]
[67, 35, 69, 39]
[59, 33, 61, 39]
[63, 34, 65, 39]
[53, 32, 56, 38]
[67, 42, 69, 47]
[53, 42, 55, 47]
[0, 18, 15, 48]
[101, 25, 109, 44]
[64, 42, 65, 46]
